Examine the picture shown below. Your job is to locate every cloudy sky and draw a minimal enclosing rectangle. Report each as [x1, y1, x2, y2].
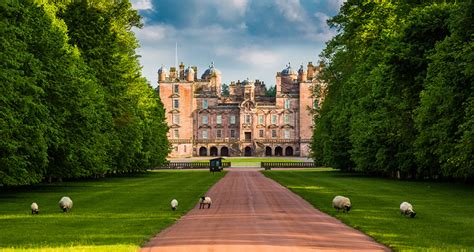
[130, 0, 344, 88]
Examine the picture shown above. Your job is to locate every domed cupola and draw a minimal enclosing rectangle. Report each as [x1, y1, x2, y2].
[185, 66, 195, 81]
[158, 65, 168, 82]
[201, 62, 221, 80]
[242, 78, 252, 86]
[158, 65, 168, 75]
[298, 64, 304, 74]
[281, 62, 297, 76]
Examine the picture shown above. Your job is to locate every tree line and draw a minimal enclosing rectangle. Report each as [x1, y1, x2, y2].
[0, 0, 170, 186]
[311, 0, 473, 180]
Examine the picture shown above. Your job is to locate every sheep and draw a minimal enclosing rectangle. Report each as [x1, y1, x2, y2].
[199, 196, 212, 209]
[31, 202, 39, 214]
[171, 199, 178, 211]
[58, 196, 73, 212]
[400, 202, 416, 218]
[332, 196, 351, 213]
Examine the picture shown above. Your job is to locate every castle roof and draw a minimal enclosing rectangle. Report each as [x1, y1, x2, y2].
[201, 62, 221, 79]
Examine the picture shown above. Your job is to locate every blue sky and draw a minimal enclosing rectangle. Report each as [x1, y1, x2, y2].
[130, 0, 344, 88]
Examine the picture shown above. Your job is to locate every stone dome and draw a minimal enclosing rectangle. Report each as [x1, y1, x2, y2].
[281, 63, 297, 76]
[184, 66, 194, 76]
[201, 62, 221, 79]
[298, 64, 305, 74]
[158, 65, 168, 74]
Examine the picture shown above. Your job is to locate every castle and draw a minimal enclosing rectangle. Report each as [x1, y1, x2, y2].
[157, 62, 324, 157]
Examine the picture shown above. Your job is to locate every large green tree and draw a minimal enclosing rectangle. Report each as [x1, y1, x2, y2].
[312, 0, 472, 180]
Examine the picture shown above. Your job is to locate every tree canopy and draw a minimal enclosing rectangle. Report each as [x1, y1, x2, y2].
[312, 0, 473, 180]
[0, 0, 169, 186]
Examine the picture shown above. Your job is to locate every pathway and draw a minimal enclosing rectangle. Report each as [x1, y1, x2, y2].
[141, 171, 390, 252]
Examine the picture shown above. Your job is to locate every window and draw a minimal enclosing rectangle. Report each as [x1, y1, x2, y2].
[174, 84, 179, 94]
[202, 130, 208, 139]
[174, 129, 179, 138]
[271, 115, 277, 124]
[216, 115, 222, 124]
[245, 114, 251, 124]
[203, 99, 208, 109]
[284, 130, 290, 139]
[216, 129, 222, 138]
[173, 114, 180, 124]
[272, 129, 277, 138]
[174, 146, 178, 152]
[173, 99, 179, 109]
[284, 100, 290, 109]
[230, 115, 236, 124]
[258, 115, 264, 124]
[284, 114, 290, 124]
[245, 132, 251, 140]
[259, 129, 264, 138]
[313, 99, 319, 109]
[202, 115, 208, 124]
[230, 129, 236, 138]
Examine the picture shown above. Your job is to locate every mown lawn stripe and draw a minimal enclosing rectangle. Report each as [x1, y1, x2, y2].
[263, 169, 474, 251]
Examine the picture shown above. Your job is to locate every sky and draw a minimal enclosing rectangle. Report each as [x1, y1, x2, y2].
[130, 0, 345, 88]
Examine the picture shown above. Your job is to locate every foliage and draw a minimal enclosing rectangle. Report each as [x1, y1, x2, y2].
[0, 0, 169, 186]
[221, 83, 229, 96]
[264, 169, 474, 250]
[265, 85, 276, 97]
[312, 0, 473, 180]
[0, 171, 225, 251]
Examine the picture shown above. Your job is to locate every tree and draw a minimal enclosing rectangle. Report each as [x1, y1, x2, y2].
[221, 83, 229, 97]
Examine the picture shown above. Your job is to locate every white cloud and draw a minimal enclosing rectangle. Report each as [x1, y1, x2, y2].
[133, 24, 175, 43]
[130, 0, 153, 10]
[214, 0, 248, 19]
[275, 0, 307, 23]
[328, 0, 346, 13]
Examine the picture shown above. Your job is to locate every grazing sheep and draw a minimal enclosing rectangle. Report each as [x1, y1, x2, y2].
[332, 196, 351, 213]
[58, 196, 73, 212]
[31, 202, 39, 214]
[171, 199, 178, 211]
[400, 202, 416, 218]
[199, 196, 212, 209]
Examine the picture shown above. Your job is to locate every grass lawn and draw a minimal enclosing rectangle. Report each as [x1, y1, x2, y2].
[0, 171, 225, 251]
[263, 169, 474, 251]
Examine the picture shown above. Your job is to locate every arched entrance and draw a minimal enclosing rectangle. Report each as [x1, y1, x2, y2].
[221, 146, 229, 156]
[265, 146, 272, 156]
[285, 146, 294, 156]
[199, 147, 207, 156]
[244, 146, 252, 156]
[275, 146, 283, 156]
[210, 146, 218, 156]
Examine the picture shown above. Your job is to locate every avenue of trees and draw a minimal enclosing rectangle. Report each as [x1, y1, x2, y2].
[312, 1, 473, 180]
[0, 0, 170, 186]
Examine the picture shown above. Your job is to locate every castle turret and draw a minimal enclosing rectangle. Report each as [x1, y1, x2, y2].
[307, 62, 315, 80]
[229, 81, 235, 96]
[298, 64, 307, 82]
[158, 65, 168, 82]
[169, 67, 177, 79]
[179, 62, 185, 80]
[185, 66, 195, 82]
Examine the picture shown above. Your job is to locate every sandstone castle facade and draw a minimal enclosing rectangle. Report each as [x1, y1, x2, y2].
[158, 62, 323, 157]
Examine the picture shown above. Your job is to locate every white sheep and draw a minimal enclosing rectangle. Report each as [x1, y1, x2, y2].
[332, 196, 351, 213]
[59, 196, 73, 212]
[31, 202, 39, 214]
[400, 202, 416, 218]
[171, 199, 178, 211]
[199, 196, 212, 209]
